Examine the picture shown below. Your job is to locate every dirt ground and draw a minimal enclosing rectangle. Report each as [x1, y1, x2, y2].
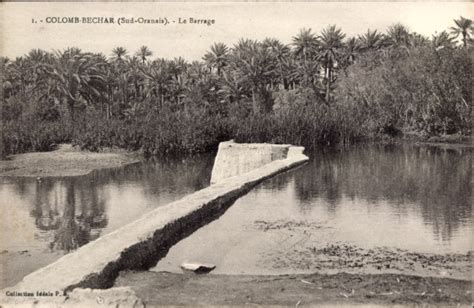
[155, 215, 472, 281]
[118, 237, 473, 306]
[0, 144, 140, 177]
[115, 270, 472, 306]
[257, 240, 473, 281]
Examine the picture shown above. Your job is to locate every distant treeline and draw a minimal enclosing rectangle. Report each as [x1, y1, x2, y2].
[1, 17, 472, 157]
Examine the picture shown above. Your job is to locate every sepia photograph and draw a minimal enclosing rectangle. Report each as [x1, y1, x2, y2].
[0, 1, 472, 307]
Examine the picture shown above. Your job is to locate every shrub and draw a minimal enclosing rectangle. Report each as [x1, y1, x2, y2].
[3, 117, 72, 156]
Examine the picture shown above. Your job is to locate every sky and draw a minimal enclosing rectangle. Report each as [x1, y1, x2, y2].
[1, 2, 473, 60]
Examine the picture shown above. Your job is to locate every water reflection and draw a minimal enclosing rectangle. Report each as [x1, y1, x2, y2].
[154, 144, 471, 276]
[29, 178, 104, 252]
[0, 153, 214, 288]
[290, 144, 472, 244]
[1, 153, 214, 255]
[1, 144, 471, 285]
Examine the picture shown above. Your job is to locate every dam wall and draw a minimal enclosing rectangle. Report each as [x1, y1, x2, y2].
[211, 141, 305, 184]
[2, 141, 308, 297]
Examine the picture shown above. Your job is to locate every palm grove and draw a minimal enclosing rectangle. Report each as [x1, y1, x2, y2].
[1, 17, 472, 158]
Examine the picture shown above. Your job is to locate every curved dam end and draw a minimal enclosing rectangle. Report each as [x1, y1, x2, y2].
[1, 141, 309, 302]
[211, 140, 305, 184]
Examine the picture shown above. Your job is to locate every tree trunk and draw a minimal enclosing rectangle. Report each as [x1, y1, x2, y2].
[135, 81, 140, 99]
[279, 63, 286, 90]
[107, 90, 112, 120]
[251, 88, 258, 113]
[325, 65, 331, 103]
[68, 100, 75, 123]
[122, 86, 127, 106]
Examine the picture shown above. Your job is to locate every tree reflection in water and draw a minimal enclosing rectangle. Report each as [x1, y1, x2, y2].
[292, 144, 472, 243]
[16, 146, 470, 253]
[31, 177, 107, 252]
[22, 154, 214, 254]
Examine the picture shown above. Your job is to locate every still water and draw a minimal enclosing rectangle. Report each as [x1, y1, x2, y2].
[0, 144, 472, 286]
[0, 154, 214, 288]
[154, 144, 472, 275]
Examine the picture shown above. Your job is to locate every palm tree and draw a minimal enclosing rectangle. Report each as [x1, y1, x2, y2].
[167, 57, 189, 105]
[234, 38, 255, 52]
[341, 37, 361, 68]
[25, 50, 53, 93]
[292, 28, 319, 64]
[230, 41, 276, 112]
[450, 16, 473, 48]
[262, 38, 290, 88]
[141, 60, 172, 107]
[386, 23, 411, 48]
[290, 59, 320, 90]
[8, 55, 46, 95]
[27, 49, 52, 64]
[172, 57, 188, 75]
[35, 49, 106, 123]
[318, 25, 346, 103]
[111, 47, 128, 61]
[1, 57, 13, 98]
[135, 46, 153, 64]
[101, 64, 116, 119]
[358, 29, 386, 51]
[187, 60, 210, 85]
[202, 42, 229, 76]
[432, 31, 456, 50]
[218, 71, 248, 104]
[126, 56, 143, 99]
[410, 32, 430, 48]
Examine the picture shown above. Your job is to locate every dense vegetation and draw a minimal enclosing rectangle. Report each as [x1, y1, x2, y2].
[1, 17, 472, 158]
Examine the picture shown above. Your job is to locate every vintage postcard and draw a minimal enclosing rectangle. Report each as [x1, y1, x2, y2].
[0, 1, 472, 306]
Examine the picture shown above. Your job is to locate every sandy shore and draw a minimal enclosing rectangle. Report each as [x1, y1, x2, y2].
[0, 144, 141, 177]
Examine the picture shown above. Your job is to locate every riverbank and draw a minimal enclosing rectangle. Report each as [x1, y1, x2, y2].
[1, 137, 469, 179]
[384, 132, 473, 148]
[0, 144, 141, 177]
[115, 270, 472, 306]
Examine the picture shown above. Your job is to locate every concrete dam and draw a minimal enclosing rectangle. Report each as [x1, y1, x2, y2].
[2, 141, 309, 302]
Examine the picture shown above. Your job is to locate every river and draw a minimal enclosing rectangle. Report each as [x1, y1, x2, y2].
[0, 154, 214, 288]
[0, 143, 471, 287]
[153, 143, 472, 278]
